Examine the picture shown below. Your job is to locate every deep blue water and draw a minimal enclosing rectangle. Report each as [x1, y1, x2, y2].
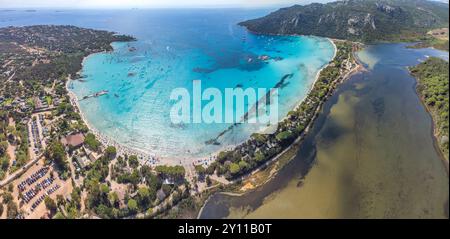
[0, 9, 335, 158]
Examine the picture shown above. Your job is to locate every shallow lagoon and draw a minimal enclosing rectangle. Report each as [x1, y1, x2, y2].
[199, 44, 449, 219]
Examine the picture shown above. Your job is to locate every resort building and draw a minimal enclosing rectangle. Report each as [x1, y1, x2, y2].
[61, 133, 85, 148]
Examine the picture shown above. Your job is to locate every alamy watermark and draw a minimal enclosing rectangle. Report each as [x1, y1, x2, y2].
[170, 80, 279, 125]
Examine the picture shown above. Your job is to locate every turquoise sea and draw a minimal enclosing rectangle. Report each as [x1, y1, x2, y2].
[0, 9, 335, 158]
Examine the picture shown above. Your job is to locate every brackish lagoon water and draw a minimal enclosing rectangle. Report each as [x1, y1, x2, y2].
[200, 44, 449, 219]
[0, 9, 335, 158]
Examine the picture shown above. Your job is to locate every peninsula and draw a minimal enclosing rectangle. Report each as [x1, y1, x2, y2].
[410, 57, 449, 170]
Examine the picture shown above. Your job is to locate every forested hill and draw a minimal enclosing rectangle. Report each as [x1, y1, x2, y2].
[239, 0, 449, 43]
[0, 25, 135, 54]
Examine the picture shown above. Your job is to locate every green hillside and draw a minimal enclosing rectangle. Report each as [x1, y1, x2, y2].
[240, 0, 449, 43]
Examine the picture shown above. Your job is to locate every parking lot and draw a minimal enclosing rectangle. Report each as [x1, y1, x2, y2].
[1, 159, 73, 219]
[27, 113, 47, 159]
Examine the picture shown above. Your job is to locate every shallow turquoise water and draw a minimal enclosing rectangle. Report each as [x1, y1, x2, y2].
[0, 9, 334, 158]
[68, 11, 334, 158]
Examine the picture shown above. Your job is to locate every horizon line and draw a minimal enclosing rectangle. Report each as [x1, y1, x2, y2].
[0, 3, 298, 10]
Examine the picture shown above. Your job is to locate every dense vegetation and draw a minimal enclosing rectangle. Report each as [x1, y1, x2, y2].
[410, 57, 449, 159]
[44, 140, 69, 178]
[1, 189, 19, 218]
[62, 150, 190, 219]
[0, 111, 9, 180]
[0, 25, 134, 54]
[239, 0, 449, 43]
[0, 110, 29, 176]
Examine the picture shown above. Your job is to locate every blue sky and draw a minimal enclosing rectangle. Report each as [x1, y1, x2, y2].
[0, 0, 333, 8]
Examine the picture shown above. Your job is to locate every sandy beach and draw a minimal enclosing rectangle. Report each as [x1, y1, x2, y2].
[65, 38, 344, 172]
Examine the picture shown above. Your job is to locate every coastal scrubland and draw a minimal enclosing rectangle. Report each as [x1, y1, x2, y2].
[410, 57, 449, 161]
[409, 28, 449, 52]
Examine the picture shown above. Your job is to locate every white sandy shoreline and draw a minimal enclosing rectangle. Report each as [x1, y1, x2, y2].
[65, 38, 338, 168]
